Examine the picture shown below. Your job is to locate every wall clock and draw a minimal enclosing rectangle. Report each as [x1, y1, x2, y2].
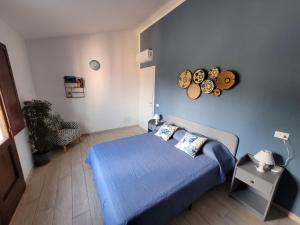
[89, 60, 101, 71]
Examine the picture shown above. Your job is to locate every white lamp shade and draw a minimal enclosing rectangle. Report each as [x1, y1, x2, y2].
[153, 114, 160, 120]
[254, 150, 275, 165]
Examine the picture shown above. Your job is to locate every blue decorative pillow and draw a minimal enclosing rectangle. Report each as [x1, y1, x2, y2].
[173, 129, 186, 141]
[175, 132, 208, 158]
[155, 124, 178, 141]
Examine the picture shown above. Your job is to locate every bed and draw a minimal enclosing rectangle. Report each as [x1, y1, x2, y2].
[86, 116, 239, 225]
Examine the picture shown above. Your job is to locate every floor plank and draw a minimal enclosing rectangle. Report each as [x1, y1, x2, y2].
[53, 175, 72, 225]
[10, 199, 39, 225]
[10, 126, 298, 225]
[71, 163, 89, 218]
[32, 209, 54, 225]
[20, 164, 49, 205]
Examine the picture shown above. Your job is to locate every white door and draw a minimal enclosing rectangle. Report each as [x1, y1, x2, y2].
[138, 66, 155, 130]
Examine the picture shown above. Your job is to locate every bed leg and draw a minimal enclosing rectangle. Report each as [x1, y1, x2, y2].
[188, 203, 193, 211]
[63, 146, 67, 152]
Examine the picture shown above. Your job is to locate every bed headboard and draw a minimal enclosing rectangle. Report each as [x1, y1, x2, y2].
[167, 116, 239, 156]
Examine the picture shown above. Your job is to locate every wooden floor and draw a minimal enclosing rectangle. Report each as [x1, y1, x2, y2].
[10, 126, 298, 225]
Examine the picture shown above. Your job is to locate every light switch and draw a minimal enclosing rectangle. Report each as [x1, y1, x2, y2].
[156, 103, 160, 108]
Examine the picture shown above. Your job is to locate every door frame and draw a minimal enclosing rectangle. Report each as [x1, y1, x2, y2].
[0, 43, 25, 135]
[0, 89, 25, 225]
[138, 65, 156, 130]
[0, 44, 26, 225]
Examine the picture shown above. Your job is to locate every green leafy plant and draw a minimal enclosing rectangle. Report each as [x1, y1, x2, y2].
[46, 114, 64, 132]
[22, 100, 54, 154]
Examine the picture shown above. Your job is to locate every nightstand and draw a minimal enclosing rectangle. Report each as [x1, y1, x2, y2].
[229, 154, 284, 221]
[148, 119, 164, 132]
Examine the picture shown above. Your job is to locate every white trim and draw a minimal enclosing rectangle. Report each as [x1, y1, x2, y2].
[274, 203, 300, 224]
[25, 167, 33, 184]
[136, 0, 186, 34]
[136, 0, 186, 53]
[138, 66, 156, 130]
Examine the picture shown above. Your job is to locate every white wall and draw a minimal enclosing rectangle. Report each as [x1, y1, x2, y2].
[27, 30, 139, 133]
[0, 19, 36, 179]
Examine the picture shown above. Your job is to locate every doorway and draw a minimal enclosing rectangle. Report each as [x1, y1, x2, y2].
[138, 66, 155, 130]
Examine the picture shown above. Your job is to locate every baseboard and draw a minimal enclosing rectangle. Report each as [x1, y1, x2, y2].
[274, 203, 300, 224]
[83, 124, 143, 136]
[25, 167, 33, 185]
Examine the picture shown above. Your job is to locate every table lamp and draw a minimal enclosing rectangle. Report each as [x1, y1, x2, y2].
[153, 114, 160, 125]
[254, 150, 275, 173]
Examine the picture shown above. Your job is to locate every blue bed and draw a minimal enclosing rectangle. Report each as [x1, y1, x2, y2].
[86, 130, 236, 225]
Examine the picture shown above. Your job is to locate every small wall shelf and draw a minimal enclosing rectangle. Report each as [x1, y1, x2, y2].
[64, 76, 85, 98]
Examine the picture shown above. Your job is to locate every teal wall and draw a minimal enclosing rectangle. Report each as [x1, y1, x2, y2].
[140, 0, 300, 216]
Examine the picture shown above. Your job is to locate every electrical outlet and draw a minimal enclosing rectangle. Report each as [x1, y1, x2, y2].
[274, 131, 289, 140]
[156, 103, 160, 108]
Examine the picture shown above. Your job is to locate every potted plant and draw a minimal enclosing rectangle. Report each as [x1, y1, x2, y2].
[23, 100, 54, 166]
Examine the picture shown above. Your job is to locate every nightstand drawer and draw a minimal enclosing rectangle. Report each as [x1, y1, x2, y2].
[235, 167, 273, 197]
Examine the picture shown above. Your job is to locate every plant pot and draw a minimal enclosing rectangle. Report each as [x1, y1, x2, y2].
[33, 151, 50, 167]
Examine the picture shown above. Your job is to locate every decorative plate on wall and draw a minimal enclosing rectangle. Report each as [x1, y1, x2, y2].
[193, 69, 206, 84]
[177, 67, 238, 100]
[208, 66, 220, 80]
[187, 82, 201, 100]
[201, 80, 215, 94]
[178, 70, 192, 89]
[216, 71, 236, 90]
[212, 88, 222, 96]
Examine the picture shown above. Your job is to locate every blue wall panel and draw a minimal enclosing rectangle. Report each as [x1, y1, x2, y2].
[140, 0, 300, 216]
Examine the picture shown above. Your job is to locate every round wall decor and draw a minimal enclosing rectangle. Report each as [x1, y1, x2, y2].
[208, 66, 220, 79]
[201, 80, 215, 94]
[187, 82, 201, 100]
[193, 69, 206, 84]
[212, 88, 222, 96]
[89, 60, 101, 71]
[178, 70, 192, 89]
[216, 71, 236, 90]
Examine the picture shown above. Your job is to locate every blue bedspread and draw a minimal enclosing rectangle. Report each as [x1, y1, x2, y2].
[86, 132, 235, 225]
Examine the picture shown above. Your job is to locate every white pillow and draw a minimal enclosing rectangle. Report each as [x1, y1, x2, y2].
[175, 132, 207, 158]
[155, 124, 178, 141]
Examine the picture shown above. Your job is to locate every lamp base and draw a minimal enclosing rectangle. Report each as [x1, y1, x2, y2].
[155, 119, 159, 125]
[255, 162, 267, 173]
[271, 165, 282, 173]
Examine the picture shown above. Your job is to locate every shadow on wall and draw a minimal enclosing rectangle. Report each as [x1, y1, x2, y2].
[275, 169, 298, 212]
[272, 153, 298, 212]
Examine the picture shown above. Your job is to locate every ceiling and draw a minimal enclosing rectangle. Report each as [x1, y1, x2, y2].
[0, 0, 170, 40]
